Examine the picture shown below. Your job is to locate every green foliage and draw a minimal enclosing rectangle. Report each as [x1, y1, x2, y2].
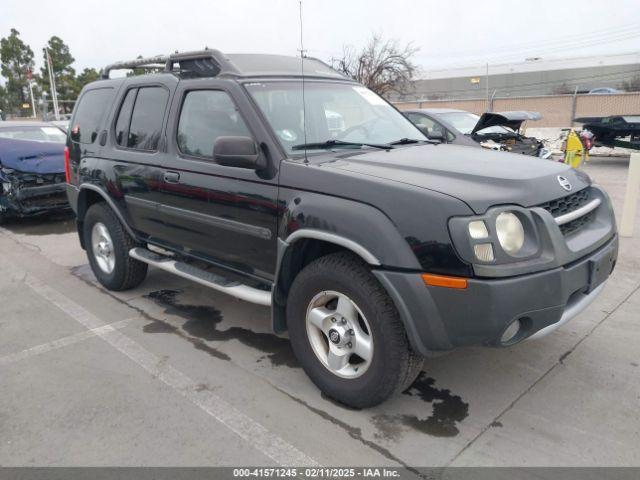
[0, 28, 35, 112]
[40, 36, 76, 113]
[75, 68, 100, 90]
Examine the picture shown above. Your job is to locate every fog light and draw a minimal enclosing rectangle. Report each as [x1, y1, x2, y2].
[501, 319, 521, 343]
[473, 243, 494, 262]
[468, 220, 489, 239]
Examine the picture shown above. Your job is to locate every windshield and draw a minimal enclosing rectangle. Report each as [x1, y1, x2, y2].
[0, 126, 67, 143]
[245, 81, 426, 154]
[438, 112, 512, 135]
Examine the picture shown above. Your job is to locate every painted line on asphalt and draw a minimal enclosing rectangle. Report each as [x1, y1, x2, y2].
[0, 318, 133, 367]
[23, 274, 318, 467]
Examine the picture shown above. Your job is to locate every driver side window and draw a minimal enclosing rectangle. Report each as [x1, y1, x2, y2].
[177, 90, 252, 158]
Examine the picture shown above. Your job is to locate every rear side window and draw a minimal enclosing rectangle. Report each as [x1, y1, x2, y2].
[124, 87, 169, 151]
[72, 88, 113, 144]
[177, 90, 251, 158]
[114, 89, 137, 146]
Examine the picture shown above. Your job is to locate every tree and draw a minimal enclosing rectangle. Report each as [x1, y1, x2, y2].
[331, 34, 419, 98]
[0, 28, 35, 113]
[74, 67, 100, 92]
[40, 36, 76, 113]
[620, 75, 640, 92]
[0, 84, 7, 118]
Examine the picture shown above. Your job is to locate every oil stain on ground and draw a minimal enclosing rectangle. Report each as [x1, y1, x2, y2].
[143, 289, 297, 368]
[372, 372, 469, 439]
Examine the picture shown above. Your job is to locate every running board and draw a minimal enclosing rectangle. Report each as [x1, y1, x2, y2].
[129, 248, 271, 306]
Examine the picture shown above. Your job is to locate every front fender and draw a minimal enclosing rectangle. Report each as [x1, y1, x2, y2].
[278, 189, 421, 269]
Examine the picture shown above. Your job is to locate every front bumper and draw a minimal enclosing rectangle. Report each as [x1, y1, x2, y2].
[374, 234, 618, 356]
[0, 182, 69, 217]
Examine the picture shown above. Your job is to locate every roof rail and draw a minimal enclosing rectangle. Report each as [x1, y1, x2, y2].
[100, 49, 239, 79]
[101, 55, 170, 79]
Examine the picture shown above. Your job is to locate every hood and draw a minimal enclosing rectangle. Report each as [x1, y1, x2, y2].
[0, 138, 65, 174]
[471, 111, 542, 135]
[324, 144, 588, 214]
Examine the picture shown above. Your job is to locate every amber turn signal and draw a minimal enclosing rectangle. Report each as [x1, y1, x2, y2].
[421, 273, 468, 289]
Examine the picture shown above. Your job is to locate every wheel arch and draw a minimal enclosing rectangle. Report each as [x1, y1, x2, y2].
[76, 184, 137, 249]
[271, 230, 381, 333]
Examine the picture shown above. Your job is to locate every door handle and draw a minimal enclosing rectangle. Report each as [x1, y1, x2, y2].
[163, 171, 180, 183]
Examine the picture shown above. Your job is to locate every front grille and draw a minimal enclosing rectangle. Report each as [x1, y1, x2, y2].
[538, 188, 590, 217]
[559, 209, 596, 235]
[538, 187, 596, 236]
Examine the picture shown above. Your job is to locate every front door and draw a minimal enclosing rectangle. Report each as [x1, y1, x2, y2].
[158, 81, 280, 281]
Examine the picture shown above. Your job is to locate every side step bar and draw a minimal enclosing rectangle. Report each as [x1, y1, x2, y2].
[129, 248, 271, 306]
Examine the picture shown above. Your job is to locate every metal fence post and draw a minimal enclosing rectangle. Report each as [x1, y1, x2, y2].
[570, 86, 579, 127]
[620, 152, 640, 237]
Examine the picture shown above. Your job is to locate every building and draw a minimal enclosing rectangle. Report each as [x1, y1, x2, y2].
[395, 52, 640, 101]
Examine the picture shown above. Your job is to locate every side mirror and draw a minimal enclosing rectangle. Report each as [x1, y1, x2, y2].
[427, 130, 446, 142]
[213, 136, 259, 169]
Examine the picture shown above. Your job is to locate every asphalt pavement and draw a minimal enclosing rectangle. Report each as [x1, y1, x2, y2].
[0, 157, 638, 467]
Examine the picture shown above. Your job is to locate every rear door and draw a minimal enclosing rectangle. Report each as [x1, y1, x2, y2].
[158, 80, 280, 281]
[108, 80, 175, 241]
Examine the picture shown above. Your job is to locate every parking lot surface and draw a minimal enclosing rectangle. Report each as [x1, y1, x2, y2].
[1, 157, 638, 467]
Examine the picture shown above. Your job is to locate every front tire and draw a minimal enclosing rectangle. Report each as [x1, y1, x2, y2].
[287, 252, 423, 408]
[83, 203, 147, 291]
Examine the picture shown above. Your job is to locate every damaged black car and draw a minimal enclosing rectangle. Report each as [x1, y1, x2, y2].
[0, 122, 69, 223]
[404, 108, 551, 158]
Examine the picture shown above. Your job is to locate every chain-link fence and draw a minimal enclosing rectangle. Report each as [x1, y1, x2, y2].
[393, 92, 640, 128]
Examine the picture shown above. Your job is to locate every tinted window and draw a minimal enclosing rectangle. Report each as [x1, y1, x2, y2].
[127, 87, 169, 151]
[177, 90, 251, 158]
[115, 89, 137, 146]
[72, 88, 113, 144]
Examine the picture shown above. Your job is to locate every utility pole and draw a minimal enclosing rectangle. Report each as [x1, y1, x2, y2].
[26, 69, 36, 118]
[485, 62, 490, 111]
[45, 48, 60, 121]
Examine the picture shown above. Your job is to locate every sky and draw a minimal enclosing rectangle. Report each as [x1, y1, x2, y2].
[1, 0, 639, 78]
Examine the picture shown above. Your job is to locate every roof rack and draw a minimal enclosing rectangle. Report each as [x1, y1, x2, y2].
[100, 49, 347, 81]
[100, 49, 238, 79]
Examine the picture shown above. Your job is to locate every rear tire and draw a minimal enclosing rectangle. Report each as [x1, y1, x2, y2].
[287, 252, 423, 408]
[83, 203, 147, 291]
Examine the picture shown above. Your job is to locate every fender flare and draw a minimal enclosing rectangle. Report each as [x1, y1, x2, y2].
[283, 229, 381, 266]
[271, 229, 384, 333]
[77, 184, 137, 239]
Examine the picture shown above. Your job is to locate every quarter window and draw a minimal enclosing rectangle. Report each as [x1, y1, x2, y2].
[177, 90, 251, 158]
[71, 88, 113, 144]
[114, 89, 137, 147]
[126, 87, 169, 151]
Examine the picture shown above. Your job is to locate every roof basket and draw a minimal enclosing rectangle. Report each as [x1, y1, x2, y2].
[100, 49, 238, 79]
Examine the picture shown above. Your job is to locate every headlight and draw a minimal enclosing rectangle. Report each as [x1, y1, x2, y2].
[495, 212, 524, 255]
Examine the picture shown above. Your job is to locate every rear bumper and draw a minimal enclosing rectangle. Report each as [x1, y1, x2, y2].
[374, 234, 618, 356]
[0, 182, 69, 217]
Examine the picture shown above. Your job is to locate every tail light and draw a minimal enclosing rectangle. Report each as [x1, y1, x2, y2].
[64, 146, 71, 183]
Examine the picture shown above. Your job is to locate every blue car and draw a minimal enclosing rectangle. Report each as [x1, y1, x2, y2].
[0, 121, 69, 222]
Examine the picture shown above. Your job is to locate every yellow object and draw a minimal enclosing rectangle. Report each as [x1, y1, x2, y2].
[563, 129, 589, 168]
[421, 273, 468, 290]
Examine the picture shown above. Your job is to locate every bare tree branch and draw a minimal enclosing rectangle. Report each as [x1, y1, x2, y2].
[332, 34, 419, 97]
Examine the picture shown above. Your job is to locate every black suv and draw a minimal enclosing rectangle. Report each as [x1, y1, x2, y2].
[65, 50, 618, 408]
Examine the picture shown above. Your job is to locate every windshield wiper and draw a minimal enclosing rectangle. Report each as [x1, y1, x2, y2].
[292, 139, 391, 151]
[389, 138, 435, 145]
